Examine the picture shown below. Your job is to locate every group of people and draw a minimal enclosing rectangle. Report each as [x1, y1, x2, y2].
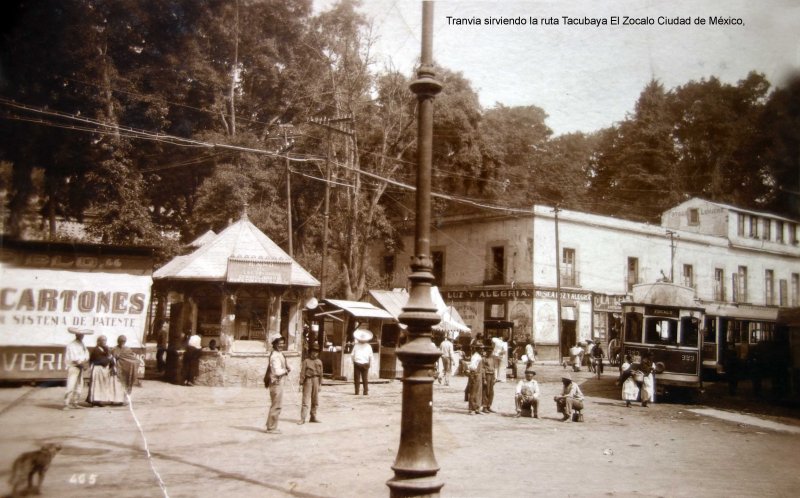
[617, 351, 655, 407]
[63, 327, 139, 410]
[263, 326, 375, 434]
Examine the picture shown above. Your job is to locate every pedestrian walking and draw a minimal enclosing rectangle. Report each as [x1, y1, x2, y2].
[439, 335, 455, 386]
[264, 336, 290, 434]
[352, 328, 373, 396]
[63, 327, 91, 410]
[298, 343, 323, 425]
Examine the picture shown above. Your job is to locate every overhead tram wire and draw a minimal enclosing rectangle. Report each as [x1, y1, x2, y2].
[2, 99, 706, 221]
[0, 98, 326, 163]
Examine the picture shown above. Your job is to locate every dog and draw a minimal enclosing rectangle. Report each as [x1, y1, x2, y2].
[8, 443, 62, 497]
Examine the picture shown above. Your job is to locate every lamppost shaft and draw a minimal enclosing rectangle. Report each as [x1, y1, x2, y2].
[387, 2, 444, 497]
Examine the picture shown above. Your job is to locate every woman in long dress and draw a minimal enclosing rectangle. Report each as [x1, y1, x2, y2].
[113, 335, 140, 395]
[86, 335, 125, 406]
[617, 354, 640, 408]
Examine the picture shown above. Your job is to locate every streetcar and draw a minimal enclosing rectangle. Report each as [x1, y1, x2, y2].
[620, 282, 704, 394]
[701, 302, 778, 376]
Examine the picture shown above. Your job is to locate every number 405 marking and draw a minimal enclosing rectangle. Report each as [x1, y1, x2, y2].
[69, 473, 97, 485]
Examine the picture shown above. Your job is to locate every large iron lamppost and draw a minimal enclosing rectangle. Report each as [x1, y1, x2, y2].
[387, 2, 444, 497]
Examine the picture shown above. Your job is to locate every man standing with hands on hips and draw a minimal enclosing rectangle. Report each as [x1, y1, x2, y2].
[352, 326, 373, 396]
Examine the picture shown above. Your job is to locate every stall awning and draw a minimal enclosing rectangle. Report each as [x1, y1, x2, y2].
[368, 287, 470, 335]
[323, 299, 395, 320]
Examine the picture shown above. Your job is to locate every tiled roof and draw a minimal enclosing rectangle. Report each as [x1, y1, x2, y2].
[153, 216, 319, 287]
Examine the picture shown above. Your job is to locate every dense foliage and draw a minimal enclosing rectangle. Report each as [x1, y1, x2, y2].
[1, 1, 798, 299]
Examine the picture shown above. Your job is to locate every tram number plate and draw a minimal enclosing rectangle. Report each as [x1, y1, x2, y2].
[681, 354, 695, 362]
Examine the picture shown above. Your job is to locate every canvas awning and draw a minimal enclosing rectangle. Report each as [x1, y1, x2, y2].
[323, 299, 395, 320]
[368, 287, 470, 336]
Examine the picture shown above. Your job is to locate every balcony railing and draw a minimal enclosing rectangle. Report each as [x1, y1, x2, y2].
[560, 271, 579, 287]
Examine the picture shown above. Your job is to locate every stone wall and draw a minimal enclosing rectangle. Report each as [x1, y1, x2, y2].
[190, 351, 301, 387]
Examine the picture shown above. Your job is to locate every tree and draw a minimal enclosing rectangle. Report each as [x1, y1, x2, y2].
[671, 72, 771, 209]
[749, 73, 800, 218]
[588, 80, 678, 220]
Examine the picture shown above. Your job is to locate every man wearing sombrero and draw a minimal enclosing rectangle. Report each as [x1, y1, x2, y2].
[554, 373, 585, 422]
[63, 327, 92, 410]
[351, 326, 373, 396]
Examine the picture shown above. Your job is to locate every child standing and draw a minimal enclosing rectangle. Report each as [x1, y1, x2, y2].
[298, 343, 323, 424]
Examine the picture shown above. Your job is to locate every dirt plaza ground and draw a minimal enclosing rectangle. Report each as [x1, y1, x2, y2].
[1, 363, 799, 498]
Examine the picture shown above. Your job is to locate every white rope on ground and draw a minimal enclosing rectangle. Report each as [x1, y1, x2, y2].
[125, 392, 170, 498]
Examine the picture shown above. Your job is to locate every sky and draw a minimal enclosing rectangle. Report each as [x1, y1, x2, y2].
[316, 0, 800, 136]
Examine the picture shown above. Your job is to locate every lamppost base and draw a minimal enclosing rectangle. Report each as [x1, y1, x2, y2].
[386, 475, 444, 498]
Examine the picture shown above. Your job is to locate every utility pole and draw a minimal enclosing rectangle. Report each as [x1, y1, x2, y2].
[554, 206, 563, 355]
[281, 124, 294, 257]
[666, 230, 677, 283]
[308, 115, 353, 299]
[388, 3, 443, 497]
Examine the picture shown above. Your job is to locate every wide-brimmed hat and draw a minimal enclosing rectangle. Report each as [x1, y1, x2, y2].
[67, 327, 93, 335]
[353, 329, 373, 342]
[525, 369, 536, 375]
[309, 342, 321, 351]
[270, 335, 284, 346]
[561, 374, 573, 382]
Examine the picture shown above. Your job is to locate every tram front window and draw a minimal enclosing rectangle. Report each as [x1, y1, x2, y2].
[645, 318, 678, 345]
[625, 312, 643, 343]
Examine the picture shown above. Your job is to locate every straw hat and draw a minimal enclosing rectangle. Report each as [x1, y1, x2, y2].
[561, 374, 573, 382]
[67, 327, 93, 335]
[353, 329, 373, 342]
[524, 369, 536, 376]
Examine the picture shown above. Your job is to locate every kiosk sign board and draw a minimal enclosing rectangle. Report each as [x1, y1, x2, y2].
[0, 240, 154, 381]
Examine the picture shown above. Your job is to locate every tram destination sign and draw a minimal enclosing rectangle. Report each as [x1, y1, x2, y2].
[644, 306, 680, 318]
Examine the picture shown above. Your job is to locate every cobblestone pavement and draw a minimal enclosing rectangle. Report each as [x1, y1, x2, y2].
[1, 363, 799, 497]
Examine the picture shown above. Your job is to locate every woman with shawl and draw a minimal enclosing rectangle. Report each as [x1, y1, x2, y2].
[86, 335, 125, 406]
[113, 335, 140, 395]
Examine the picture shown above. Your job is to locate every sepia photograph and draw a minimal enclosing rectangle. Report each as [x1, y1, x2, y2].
[1, 1, 799, 496]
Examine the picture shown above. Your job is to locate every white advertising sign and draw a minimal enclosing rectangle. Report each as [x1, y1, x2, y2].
[0, 267, 152, 348]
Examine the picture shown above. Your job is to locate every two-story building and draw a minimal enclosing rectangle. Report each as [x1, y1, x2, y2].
[373, 198, 800, 362]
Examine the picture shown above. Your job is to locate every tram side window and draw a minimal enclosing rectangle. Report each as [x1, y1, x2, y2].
[680, 317, 700, 346]
[624, 312, 643, 343]
[645, 318, 678, 345]
[704, 317, 717, 343]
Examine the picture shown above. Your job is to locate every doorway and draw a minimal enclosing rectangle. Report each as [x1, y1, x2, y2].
[560, 320, 577, 359]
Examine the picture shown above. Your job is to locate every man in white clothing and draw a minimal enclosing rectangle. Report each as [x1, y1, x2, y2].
[352, 328, 373, 395]
[439, 336, 455, 386]
[64, 327, 92, 410]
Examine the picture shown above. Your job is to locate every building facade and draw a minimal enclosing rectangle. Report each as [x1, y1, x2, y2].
[373, 198, 800, 361]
